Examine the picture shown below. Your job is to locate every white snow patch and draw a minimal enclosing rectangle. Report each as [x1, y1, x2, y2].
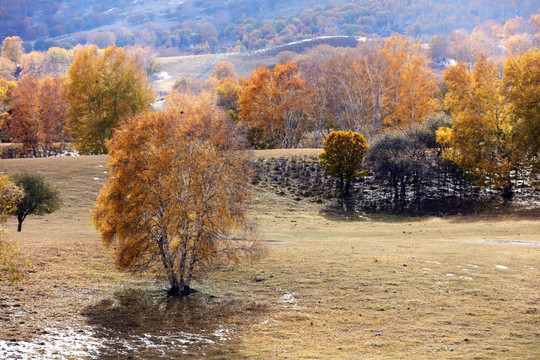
[496, 265, 509, 270]
[422, 267, 431, 271]
[156, 71, 172, 81]
[93, 177, 100, 181]
[279, 293, 296, 304]
[0, 326, 232, 359]
[446, 273, 454, 277]
[467, 264, 479, 268]
[459, 276, 473, 280]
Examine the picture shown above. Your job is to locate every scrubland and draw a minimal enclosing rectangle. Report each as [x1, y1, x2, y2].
[0, 154, 538, 359]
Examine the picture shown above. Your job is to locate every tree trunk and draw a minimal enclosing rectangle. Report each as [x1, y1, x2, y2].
[17, 214, 25, 232]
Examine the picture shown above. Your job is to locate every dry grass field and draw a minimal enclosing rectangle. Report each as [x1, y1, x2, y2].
[0, 154, 539, 359]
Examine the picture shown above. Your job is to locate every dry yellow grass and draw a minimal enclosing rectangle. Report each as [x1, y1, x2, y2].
[0, 155, 538, 359]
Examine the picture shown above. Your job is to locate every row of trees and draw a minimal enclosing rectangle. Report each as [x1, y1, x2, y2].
[438, 50, 540, 194]
[0, 44, 154, 156]
[236, 36, 440, 148]
[316, 48, 539, 207]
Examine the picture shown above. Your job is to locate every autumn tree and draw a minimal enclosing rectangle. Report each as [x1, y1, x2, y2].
[215, 76, 241, 113]
[65, 45, 154, 154]
[1, 36, 24, 64]
[211, 61, 236, 80]
[0, 78, 16, 122]
[4, 75, 66, 156]
[238, 61, 310, 148]
[93, 92, 263, 296]
[0, 175, 24, 282]
[20, 51, 48, 77]
[380, 36, 440, 130]
[439, 56, 515, 194]
[503, 49, 540, 187]
[319, 130, 369, 196]
[0, 57, 17, 81]
[11, 173, 62, 232]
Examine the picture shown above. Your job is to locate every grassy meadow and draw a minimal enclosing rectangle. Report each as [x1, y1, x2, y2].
[0, 154, 539, 359]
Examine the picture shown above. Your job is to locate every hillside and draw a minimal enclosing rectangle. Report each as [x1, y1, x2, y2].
[154, 35, 362, 93]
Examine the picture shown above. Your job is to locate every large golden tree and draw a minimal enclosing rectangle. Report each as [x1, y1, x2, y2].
[65, 45, 154, 154]
[503, 48, 540, 187]
[438, 56, 514, 192]
[93, 92, 262, 296]
[238, 61, 310, 148]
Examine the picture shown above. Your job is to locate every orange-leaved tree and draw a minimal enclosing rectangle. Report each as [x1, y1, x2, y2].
[238, 61, 310, 148]
[93, 92, 263, 296]
[319, 130, 369, 196]
[4, 75, 66, 156]
[380, 36, 440, 130]
[65, 45, 154, 154]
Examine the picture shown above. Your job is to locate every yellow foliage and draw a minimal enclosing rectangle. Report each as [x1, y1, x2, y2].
[441, 55, 515, 191]
[65, 45, 154, 155]
[0, 175, 25, 283]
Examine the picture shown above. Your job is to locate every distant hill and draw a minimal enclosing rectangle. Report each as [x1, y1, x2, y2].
[154, 35, 363, 93]
[1, 0, 538, 56]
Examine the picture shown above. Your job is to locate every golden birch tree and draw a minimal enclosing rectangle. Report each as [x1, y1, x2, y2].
[238, 62, 310, 148]
[93, 92, 262, 296]
[65, 45, 154, 154]
[503, 49, 540, 187]
[439, 56, 515, 193]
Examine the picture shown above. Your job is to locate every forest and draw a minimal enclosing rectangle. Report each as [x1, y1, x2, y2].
[0, 0, 538, 56]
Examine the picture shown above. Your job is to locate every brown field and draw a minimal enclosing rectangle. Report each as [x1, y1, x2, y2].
[0, 154, 539, 359]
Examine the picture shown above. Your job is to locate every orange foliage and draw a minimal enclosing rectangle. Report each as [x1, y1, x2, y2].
[93, 92, 262, 295]
[238, 61, 310, 148]
[3, 75, 66, 156]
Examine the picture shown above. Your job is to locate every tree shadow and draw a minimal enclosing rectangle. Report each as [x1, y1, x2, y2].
[82, 287, 264, 359]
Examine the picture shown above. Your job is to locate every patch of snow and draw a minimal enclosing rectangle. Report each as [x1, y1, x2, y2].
[467, 264, 479, 268]
[422, 267, 431, 271]
[487, 240, 540, 247]
[279, 293, 296, 304]
[446, 273, 454, 277]
[156, 71, 172, 81]
[459, 276, 473, 280]
[496, 265, 509, 270]
[0, 326, 233, 359]
[93, 177, 100, 181]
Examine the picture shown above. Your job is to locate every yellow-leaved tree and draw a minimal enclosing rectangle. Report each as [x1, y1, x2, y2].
[0, 175, 25, 282]
[319, 130, 369, 196]
[503, 49, 540, 188]
[93, 92, 263, 296]
[438, 55, 514, 194]
[65, 45, 154, 154]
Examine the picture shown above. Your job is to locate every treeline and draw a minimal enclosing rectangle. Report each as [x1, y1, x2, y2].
[0, 37, 538, 197]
